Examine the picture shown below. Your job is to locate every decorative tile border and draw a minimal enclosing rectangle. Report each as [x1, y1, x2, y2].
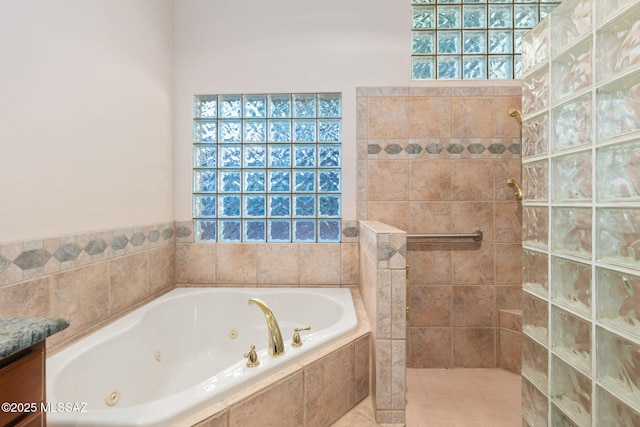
[366, 138, 521, 160]
[0, 222, 175, 286]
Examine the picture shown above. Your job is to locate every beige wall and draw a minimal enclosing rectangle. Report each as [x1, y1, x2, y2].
[357, 85, 523, 368]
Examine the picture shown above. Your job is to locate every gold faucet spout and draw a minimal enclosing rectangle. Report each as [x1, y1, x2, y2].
[248, 298, 285, 358]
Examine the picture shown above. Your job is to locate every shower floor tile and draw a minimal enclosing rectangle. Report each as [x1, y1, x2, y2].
[332, 368, 522, 427]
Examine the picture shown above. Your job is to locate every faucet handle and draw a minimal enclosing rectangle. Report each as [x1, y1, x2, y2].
[244, 345, 260, 367]
[292, 327, 311, 347]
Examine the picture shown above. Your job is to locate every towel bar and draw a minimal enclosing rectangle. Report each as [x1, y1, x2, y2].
[407, 230, 483, 242]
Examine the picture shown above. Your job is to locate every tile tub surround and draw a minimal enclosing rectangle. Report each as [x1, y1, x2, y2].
[357, 86, 523, 369]
[180, 289, 371, 427]
[0, 222, 176, 353]
[359, 220, 406, 424]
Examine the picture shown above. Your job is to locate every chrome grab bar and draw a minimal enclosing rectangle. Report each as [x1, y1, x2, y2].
[407, 230, 483, 242]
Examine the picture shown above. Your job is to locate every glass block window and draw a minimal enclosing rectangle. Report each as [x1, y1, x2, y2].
[411, 0, 564, 80]
[193, 93, 342, 243]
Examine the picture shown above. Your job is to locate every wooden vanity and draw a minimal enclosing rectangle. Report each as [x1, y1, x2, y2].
[0, 318, 69, 427]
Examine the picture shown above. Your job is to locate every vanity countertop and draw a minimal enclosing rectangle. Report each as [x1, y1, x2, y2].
[0, 318, 69, 360]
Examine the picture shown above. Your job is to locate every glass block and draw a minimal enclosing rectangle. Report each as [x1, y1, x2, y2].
[489, 30, 512, 53]
[294, 220, 316, 242]
[268, 145, 291, 168]
[551, 257, 591, 317]
[269, 170, 291, 192]
[597, 208, 640, 268]
[412, 56, 436, 79]
[193, 195, 216, 217]
[551, 40, 592, 103]
[194, 170, 216, 193]
[463, 5, 486, 28]
[244, 145, 266, 168]
[219, 145, 242, 168]
[319, 194, 341, 217]
[219, 220, 241, 242]
[244, 220, 266, 242]
[412, 6, 436, 29]
[514, 56, 522, 79]
[294, 145, 316, 167]
[219, 195, 241, 218]
[244, 170, 265, 192]
[523, 206, 549, 249]
[550, 0, 592, 57]
[551, 307, 591, 374]
[244, 195, 266, 217]
[514, 29, 528, 54]
[319, 220, 341, 242]
[597, 72, 640, 141]
[522, 335, 549, 393]
[244, 120, 266, 142]
[219, 95, 242, 118]
[551, 151, 592, 202]
[523, 249, 549, 297]
[463, 56, 487, 79]
[597, 140, 640, 202]
[597, 385, 640, 426]
[268, 94, 291, 118]
[551, 207, 592, 259]
[522, 65, 549, 115]
[551, 405, 581, 427]
[318, 120, 342, 142]
[269, 120, 292, 142]
[597, 267, 640, 340]
[488, 55, 512, 78]
[293, 94, 316, 118]
[194, 120, 217, 143]
[597, 327, 640, 407]
[438, 56, 461, 79]
[319, 170, 341, 192]
[550, 356, 592, 426]
[413, 32, 436, 54]
[522, 160, 549, 201]
[219, 120, 242, 143]
[294, 119, 317, 142]
[194, 95, 217, 118]
[463, 31, 486, 53]
[318, 94, 341, 118]
[522, 112, 549, 158]
[294, 170, 315, 192]
[219, 170, 241, 192]
[551, 94, 592, 151]
[540, 4, 558, 21]
[597, 0, 637, 25]
[243, 95, 266, 118]
[195, 220, 216, 242]
[596, 3, 640, 82]
[294, 195, 315, 217]
[522, 377, 550, 427]
[269, 195, 290, 217]
[194, 146, 217, 168]
[489, 5, 511, 28]
[319, 145, 341, 167]
[514, 5, 538, 28]
[523, 292, 549, 345]
[438, 6, 461, 28]
[438, 30, 461, 54]
[268, 220, 291, 242]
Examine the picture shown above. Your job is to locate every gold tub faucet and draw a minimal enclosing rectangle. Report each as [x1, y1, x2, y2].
[248, 298, 285, 358]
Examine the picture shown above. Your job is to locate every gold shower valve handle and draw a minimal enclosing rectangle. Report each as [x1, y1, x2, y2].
[507, 179, 523, 201]
[508, 109, 522, 124]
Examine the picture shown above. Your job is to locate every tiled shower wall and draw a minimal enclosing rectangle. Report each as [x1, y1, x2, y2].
[357, 86, 523, 368]
[520, 0, 640, 425]
[0, 223, 175, 352]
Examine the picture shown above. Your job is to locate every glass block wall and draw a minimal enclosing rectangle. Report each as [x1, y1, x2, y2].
[521, 0, 640, 425]
[192, 94, 342, 243]
[411, 0, 564, 80]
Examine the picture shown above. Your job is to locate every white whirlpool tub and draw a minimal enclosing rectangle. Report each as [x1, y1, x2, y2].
[46, 287, 359, 426]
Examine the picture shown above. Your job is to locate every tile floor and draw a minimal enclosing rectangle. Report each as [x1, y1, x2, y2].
[332, 368, 522, 427]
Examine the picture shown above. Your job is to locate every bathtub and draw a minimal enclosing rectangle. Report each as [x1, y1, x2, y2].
[46, 287, 358, 426]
